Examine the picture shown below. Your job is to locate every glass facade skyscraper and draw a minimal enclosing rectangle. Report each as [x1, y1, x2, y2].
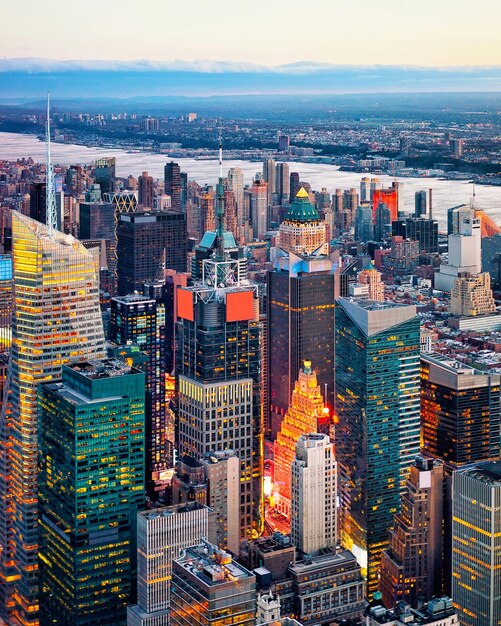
[335, 297, 420, 595]
[0, 213, 106, 624]
[38, 359, 145, 625]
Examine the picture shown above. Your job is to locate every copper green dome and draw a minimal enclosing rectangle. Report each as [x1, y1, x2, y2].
[284, 187, 320, 223]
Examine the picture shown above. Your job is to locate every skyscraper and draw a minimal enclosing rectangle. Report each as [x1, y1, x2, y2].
[138, 171, 154, 208]
[93, 156, 116, 194]
[380, 455, 444, 607]
[263, 158, 275, 207]
[289, 172, 300, 203]
[267, 191, 337, 437]
[164, 161, 182, 212]
[291, 433, 337, 556]
[276, 188, 328, 256]
[372, 186, 398, 222]
[38, 359, 145, 625]
[251, 179, 268, 239]
[110, 294, 170, 500]
[274, 361, 328, 522]
[452, 462, 501, 626]
[127, 502, 213, 626]
[117, 210, 187, 295]
[450, 271, 495, 317]
[0, 213, 106, 623]
[79, 200, 116, 277]
[415, 190, 427, 217]
[275, 162, 290, 206]
[335, 298, 420, 594]
[355, 203, 374, 242]
[228, 167, 245, 230]
[177, 158, 263, 540]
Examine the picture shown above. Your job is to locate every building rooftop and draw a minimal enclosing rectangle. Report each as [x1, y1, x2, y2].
[68, 358, 133, 380]
[289, 548, 358, 576]
[139, 501, 208, 521]
[463, 460, 501, 486]
[175, 542, 254, 587]
[367, 597, 456, 625]
[283, 187, 320, 223]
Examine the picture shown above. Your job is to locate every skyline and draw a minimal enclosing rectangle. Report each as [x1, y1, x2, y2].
[1, 0, 500, 68]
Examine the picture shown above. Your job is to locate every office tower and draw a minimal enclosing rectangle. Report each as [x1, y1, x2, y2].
[291, 433, 337, 556]
[138, 171, 154, 208]
[450, 271, 495, 317]
[355, 203, 374, 242]
[251, 179, 269, 239]
[289, 172, 300, 202]
[380, 456, 444, 607]
[275, 162, 290, 206]
[391, 217, 439, 254]
[170, 542, 256, 626]
[224, 189, 237, 237]
[360, 177, 371, 203]
[110, 294, 169, 500]
[374, 202, 391, 242]
[177, 163, 263, 540]
[335, 298, 420, 594]
[93, 156, 116, 194]
[452, 462, 501, 626]
[274, 362, 328, 522]
[164, 161, 182, 211]
[383, 237, 420, 275]
[180, 171, 188, 212]
[117, 210, 187, 295]
[228, 167, 245, 228]
[127, 502, 212, 626]
[39, 359, 145, 625]
[29, 180, 47, 224]
[268, 204, 337, 437]
[276, 187, 328, 256]
[435, 207, 481, 292]
[421, 354, 501, 472]
[200, 451, 240, 554]
[278, 134, 290, 153]
[0, 254, 12, 353]
[263, 158, 275, 207]
[450, 138, 464, 158]
[104, 190, 138, 213]
[79, 200, 116, 275]
[415, 190, 427, 217]
[0, 213, 106, 623]
[357, 268, 384, 301]
[372, 186, 398, 222]
[342, 187, 359, 230]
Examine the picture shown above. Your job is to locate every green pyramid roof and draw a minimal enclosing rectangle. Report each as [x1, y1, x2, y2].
[284, 187, 320, 223]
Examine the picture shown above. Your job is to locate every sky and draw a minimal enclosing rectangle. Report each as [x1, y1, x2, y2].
[1, 0, 500, 67]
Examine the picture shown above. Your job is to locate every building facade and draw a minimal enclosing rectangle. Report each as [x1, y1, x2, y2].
[335, 298, 420, 595]
[38, 359, 145, 625]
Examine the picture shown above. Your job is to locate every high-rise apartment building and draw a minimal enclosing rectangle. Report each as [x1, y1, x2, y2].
[227, 167, 245, 229]
[171, 542, 256, 626]
[38, 359, 145, 625]
[372, 186, 398, 222]
[138, 171, 154, 208]
[0, 213, 106, 623]
[117, 210, 187, 295]
[164, 161, 182, 212]
[335, 298, 420, 594]
[355, 203, 374, 242]
[357, 268, 384, 301]
[360, 177, 371, 203]
[452, 462, 501, 626]
[289, 172, 300, 203]
[110, 294, 170, 499]
[291, 433, 337, 556]
[415, 190, 427, 217]
[274, 362, 328, 521]
[380, 455, 444, 607]
[127, 502, 213, 626]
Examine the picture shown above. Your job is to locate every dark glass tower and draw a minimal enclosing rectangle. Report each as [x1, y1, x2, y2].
[110, 294, 170, 501]
[38, 359, 145, 626]
[93, 157, 116, 195]
[335, 298, 420, 596]
[164, 161, 182, 212]
[116, 210, 187, 295]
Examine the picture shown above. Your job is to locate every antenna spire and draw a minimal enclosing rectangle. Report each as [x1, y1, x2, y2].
[45, 93, 57, 235]
[215, 120, 225, 260]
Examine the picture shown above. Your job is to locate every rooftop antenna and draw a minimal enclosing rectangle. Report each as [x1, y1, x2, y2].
[45, 93, 57, 236]
[215, 119, 225, 260]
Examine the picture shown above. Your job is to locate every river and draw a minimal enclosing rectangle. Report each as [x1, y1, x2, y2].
[1, 131, 500, 230]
